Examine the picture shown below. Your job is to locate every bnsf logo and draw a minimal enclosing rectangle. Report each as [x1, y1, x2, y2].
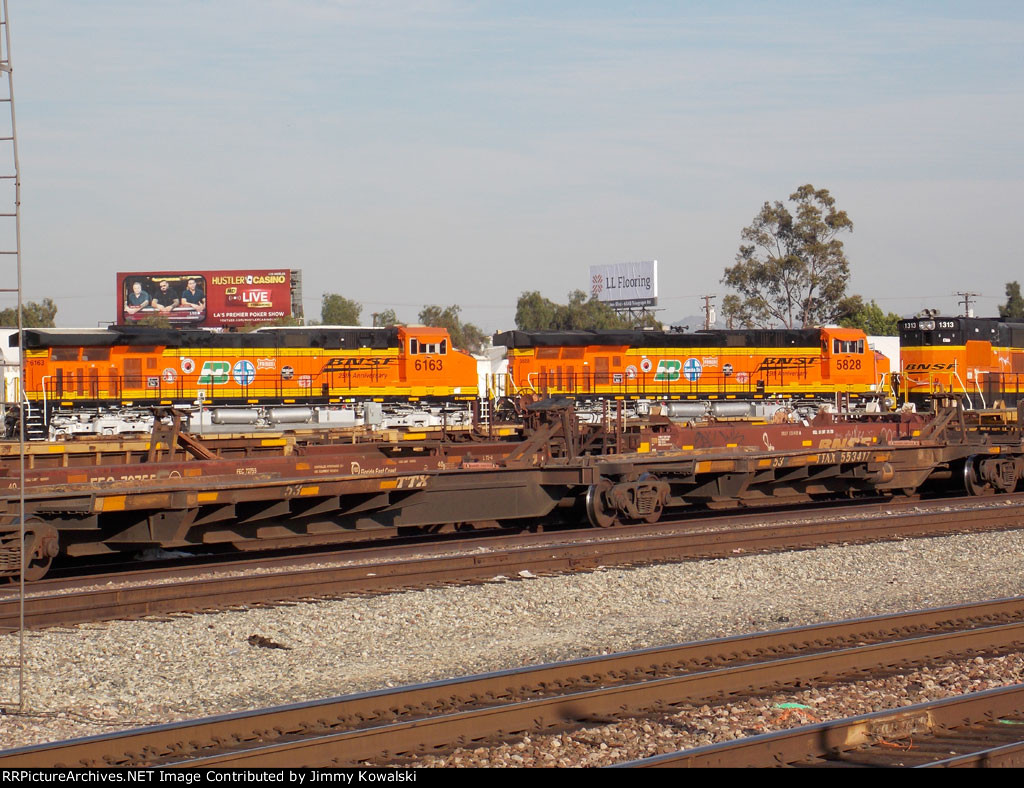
[197, 360, 231, 384]
[321, 358, 396, 371]
[757, 357, 813, 369]
[905, 363, 957, 371]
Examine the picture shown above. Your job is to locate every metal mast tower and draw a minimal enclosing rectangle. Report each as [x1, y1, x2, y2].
[0, 0, 26, 710]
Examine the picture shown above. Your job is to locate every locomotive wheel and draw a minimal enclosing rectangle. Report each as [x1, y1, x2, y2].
[585, 479, 618, 528]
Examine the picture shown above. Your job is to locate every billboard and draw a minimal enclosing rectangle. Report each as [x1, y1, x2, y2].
[589, 260, 658, 308]
[116, 270, 295, 328]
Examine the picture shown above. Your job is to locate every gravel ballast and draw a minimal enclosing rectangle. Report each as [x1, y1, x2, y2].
[392, 653, 1024, 767]
[2, 529, 1024, 752]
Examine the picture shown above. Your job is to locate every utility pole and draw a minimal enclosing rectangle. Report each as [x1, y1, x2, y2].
[956, 292, 979, 318]
[701, 295, 716, 331]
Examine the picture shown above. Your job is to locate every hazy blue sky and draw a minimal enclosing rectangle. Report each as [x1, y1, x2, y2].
[4, 1, 1022, 329]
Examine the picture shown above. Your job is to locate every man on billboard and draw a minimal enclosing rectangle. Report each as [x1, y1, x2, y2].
[151, 279, 179, 313]
[180, 277, 206, 311]
[124, 280, 150, 315]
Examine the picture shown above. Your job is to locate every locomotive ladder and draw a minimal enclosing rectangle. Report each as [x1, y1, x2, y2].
[0, 0, 27, 711]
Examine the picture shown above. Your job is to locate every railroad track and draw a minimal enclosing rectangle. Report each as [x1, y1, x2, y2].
[2, 494, 1023, 631]
[626, 684, 1024, 767]
[3, 597, 1024, 767]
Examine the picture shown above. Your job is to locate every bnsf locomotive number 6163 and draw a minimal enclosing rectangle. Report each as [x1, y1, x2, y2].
[11, 325, 479, 439]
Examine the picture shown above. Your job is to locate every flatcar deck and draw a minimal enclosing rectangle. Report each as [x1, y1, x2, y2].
[1, 401, 1021, 580]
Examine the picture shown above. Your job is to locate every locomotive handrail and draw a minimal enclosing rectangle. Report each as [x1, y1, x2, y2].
[969, 372, 986, 410]
[951, 369, 975, 410]
[504, 372, 525, 395]
[38, 375, 48, 430]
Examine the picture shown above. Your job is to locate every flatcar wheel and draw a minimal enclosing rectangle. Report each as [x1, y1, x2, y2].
[963, 457, 994, 497]
[22, 553, 53, 582]
[3, 542, 54, 582]
[2, 522, 57, 582]
[585, 479, 618, 528]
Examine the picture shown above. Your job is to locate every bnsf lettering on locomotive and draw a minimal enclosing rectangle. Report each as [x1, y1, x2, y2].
[347, 358, 387, 367]
[757, 357, 813, 369]
[905, 363, 957, 371]
[322, 358, 396, 371]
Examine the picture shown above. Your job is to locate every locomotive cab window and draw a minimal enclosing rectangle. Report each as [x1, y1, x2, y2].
[832, 339, 864, 354]
[409, 339, 447, 355]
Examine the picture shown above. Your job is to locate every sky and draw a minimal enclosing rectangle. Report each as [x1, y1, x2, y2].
[1, 0, 1022, 330]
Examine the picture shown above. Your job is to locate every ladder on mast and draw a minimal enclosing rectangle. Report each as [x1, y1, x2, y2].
[0, 0, 27, 711]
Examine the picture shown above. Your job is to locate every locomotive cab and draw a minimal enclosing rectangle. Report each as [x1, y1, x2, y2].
[899, 316, 1024, 408]
[396, 325, 477, 399]
[819, 327, 887, 386]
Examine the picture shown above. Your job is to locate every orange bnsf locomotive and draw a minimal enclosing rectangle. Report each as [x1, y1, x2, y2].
[6, 323, 891, 440]
[494, 325, 890, 419]
[12, 324, 479, 439]
[899, 316, 1024, 408]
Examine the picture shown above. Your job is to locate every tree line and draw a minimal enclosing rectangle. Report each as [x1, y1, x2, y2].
[318, 294, 489, 354]
[6, 185, 1022, 343]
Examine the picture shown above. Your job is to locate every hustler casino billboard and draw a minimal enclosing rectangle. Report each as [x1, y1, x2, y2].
[116, 270, 293, 328]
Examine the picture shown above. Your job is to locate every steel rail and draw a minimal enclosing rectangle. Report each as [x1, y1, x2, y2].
[2, 497, 1023, 631]
[3, 597, 1024, 767]
[623, 683, 1024, 767]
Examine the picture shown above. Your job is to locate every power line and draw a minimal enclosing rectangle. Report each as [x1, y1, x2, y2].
[956, 291, 980, 317]
[701, 294, 716, 330]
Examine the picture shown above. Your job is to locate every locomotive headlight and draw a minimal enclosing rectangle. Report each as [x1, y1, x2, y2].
[919, 320, 936, 331]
